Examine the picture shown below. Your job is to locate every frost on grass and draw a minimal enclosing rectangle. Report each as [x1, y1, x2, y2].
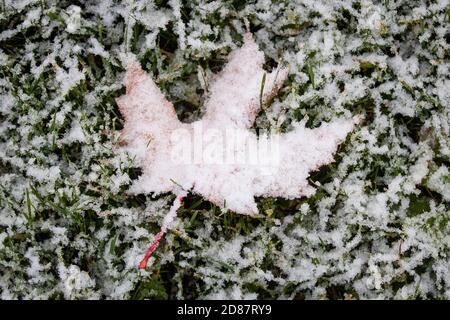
[0, 0, 449, 300]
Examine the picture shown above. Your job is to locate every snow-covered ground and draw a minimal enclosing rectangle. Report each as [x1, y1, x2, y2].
[0, 0, 449, 299]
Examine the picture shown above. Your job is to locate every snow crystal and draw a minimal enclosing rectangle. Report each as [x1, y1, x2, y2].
[427, 166, 450, 202]
[65, 6, 82, 34]
[58, 264, 97, 299]
[63, 121, 86, 144]
[26, 165, 61, 183]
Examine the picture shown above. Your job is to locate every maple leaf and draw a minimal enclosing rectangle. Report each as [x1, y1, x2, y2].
[115, 32, 361, 268]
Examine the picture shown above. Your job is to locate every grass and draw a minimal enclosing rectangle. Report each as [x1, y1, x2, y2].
[0, 0, 449, 300]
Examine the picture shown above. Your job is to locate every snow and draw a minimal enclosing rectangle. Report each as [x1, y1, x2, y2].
[427, 166, 450, 202]
[58, 264, 98, 299]
[88, 38, 110, 59]
[63, 121, 86, 144]
[0, 0, 448, 300]
[26, 165, 61, 183]
[64, 6, 82, 34]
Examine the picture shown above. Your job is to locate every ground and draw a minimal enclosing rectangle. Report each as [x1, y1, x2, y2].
[0, 0, 449, 299]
